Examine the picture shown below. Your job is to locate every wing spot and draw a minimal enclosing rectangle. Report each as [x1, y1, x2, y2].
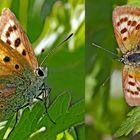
[6, 39, 11, 45]
[131, 21, 137, 26]
[137, 87, 140, 91]
[128, 81, 135, 86]
[121, 28, 127, 34]
[5, 31, 10, 37]
[117, 22, 120, 26]
[128, 20, 132, 26]
[15, 64, 19, 69]
[126, 89, 130, 93]
[0, 103, 5, 109]
[130, 91, 134, 95]
[134, 91, 139, 95]
[8, 26, 13, 32]
[123, 37, 127, 41]
[136, 24, 140, 30]
[120, 18, 124, 23]
[128, 74, 133, 78]
[124, 17, 128, 22]
[13, 25, 17, 30]
[3, 56, 10, 62]
[15, 38, 21, 47]
[127, 89, 134, 95]
[22, 49, 26, 56]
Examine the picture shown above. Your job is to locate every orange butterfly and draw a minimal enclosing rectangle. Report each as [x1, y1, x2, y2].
[113, 6, 140, 106]
[0, 8, 48, 121]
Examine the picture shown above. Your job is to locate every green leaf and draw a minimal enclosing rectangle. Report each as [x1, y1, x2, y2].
[0, 118, 12, 139]
[30, 94, 84, 140]
[6, 102, 44, 139]
[8, 107, 31, 139]
[128, 0, 140, 7]
[3, 93, 84, 139]
[115, 107, 140, 137]
[45, 100, 84, 139]
[27, 0, 57, 42]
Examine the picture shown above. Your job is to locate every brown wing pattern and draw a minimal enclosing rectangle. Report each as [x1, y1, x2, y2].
[0, 8, 38, 70]
[113, 6, 140, 54]
[0, 39, 32, 76]
[122, 65, 140, 106]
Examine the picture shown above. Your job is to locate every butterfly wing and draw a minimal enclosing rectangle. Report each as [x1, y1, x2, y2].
[0, 39, 32, 76]
[0, 83, 16, 120]
[0, 8, 38, 70]
[0, 39, 36, 120]
[122, 65, 140, 106]
[113, 6, 140, 54]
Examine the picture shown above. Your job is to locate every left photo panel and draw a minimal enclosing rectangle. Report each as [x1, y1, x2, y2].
[0, 1, 85, 139]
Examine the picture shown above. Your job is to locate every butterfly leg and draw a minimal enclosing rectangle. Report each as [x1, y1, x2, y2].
[36, 83, 56, 124]
[8, 103, 30, 136]
[38, 84, 51, 94]
[36, 85, 51, 101]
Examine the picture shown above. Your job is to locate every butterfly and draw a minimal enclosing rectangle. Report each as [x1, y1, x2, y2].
[0, 8, 49, 121]
[113, 5, 140, 106]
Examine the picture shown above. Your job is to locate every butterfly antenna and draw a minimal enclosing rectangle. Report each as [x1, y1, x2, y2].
[40, 33, 73, 66]
[38, 49, 45, 63]
[101, 73, 112, 87]
[92, 43, 120, 60]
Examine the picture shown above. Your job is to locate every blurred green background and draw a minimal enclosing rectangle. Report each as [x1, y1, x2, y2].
[0, 0, 84, 139]
[85, 0, 136, 140]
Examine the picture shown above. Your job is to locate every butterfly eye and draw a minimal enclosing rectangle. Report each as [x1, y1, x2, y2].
[35, 68, 44, 77]
[37, 69, 44, 77]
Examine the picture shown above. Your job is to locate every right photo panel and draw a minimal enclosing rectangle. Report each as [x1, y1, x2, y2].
[86, 0, 140, 139]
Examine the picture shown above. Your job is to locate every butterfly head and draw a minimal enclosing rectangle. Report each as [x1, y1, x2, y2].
[35, 67, 48, 78]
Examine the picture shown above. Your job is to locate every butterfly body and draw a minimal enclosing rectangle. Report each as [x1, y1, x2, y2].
[0, 63, 46, 121]
[0, 8, 47, 121]
[113, 6, 140, 106]
[121, 49, 140, 66]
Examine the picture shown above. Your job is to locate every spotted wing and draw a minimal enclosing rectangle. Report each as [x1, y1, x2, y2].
[0, 83, 16, 121]
[113, 6, 140, 54]
[0, 37, 37, 121]
[122, 65, 140, 106]
[0, 39, 32, 76]
[0, 8, 38, 70]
